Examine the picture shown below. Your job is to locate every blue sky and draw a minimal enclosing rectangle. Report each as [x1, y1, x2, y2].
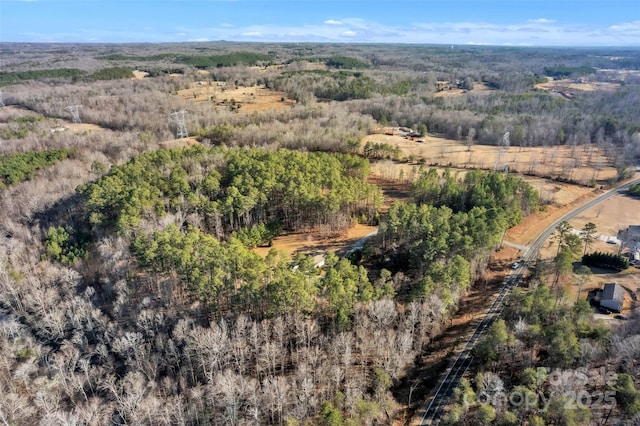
[1, 0, 639, 46]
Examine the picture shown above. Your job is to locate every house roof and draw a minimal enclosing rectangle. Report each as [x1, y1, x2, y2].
[602, 283, 625, 305]
[628, 225, 640, 239]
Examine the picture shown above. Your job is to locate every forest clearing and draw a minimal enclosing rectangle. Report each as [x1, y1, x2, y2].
[178, 81, 296, 113]
[364, 130, 620, 185]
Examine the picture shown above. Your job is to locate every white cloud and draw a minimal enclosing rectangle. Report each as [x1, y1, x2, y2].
[341, 30, 357, 37]
[609, 21, 640, 34]
[528, 18, 556, 24]
[324, 20, 343, 25]
[240, 31, 262, 37]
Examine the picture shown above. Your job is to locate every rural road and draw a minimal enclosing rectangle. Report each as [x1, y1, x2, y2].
[417, 177, 640, 425]
[343, 229, 378, 258]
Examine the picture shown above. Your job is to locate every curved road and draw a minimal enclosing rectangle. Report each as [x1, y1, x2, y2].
[418, 177, 640, 425]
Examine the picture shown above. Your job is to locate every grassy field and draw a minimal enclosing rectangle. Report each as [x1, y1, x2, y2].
[177, 82, 295, 113]
[364, 129, 620, 186]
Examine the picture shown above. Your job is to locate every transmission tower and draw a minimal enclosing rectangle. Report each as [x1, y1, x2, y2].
[170, 110, 188, 139]
[66, 105, 81, 123]
[494, 131, 510, 171]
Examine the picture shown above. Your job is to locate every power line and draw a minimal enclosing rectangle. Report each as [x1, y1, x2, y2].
[494, 131, 510, 171]
[170, 110, 188, 139]
[66, 105, 81, 124]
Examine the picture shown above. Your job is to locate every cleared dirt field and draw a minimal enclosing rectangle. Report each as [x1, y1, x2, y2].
[434, 82, 493, 98]
[364, 130, 619, 186]
[535, 78, 621, 94]
[0, 105, 107, 135]
[369, 159, 597, 206]
[253, 224, 378, 258]
[158, 136, 200, 149]
[178, 82, 295, 113]
[250, 61, 328, 72]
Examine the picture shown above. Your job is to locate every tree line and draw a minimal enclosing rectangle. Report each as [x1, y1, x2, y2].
[0, 67, 136, 86]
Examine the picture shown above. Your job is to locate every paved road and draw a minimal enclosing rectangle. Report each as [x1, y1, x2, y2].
[418, 177, 640, 425]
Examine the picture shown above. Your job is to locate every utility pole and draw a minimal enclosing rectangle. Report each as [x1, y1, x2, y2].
[170, 110, 188, 139]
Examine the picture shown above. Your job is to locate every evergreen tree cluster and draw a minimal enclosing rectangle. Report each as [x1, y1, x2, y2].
[177, 52, 273, 68]
[324, 56, 371, 69]
[98, 51, 273, 68]
[412, 168, 539, 226]
[0, 148, 73, 189]
[0, 68, 85, 86]
[81, 145, 382, 235]
[90, 66, 135, 81]
[582, 251, 629, 271]
[377, 169, 538, 304]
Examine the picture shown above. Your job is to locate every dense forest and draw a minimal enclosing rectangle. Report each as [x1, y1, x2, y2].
[0, 42, 639, 425]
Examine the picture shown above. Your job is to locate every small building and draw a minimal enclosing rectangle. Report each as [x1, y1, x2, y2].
[626, 225, 640, 243]
[600, 283, 625, 313]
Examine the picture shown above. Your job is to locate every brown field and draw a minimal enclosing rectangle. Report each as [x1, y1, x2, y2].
[177, 82, 296, 113]
[364, 130, 619, 185]
[434, 81, 493, 97]
[253, 224, 378, 258]
[158, 136, 200, 149]
[250, 61, 328, 72]
[369, 159, 598, 206]
[535, 78, 622, 94]
[0, 105, 107, 134]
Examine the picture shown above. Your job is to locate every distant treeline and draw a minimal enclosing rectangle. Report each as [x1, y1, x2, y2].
[178, 52, 273, 68]
[325, 56, 370, 69]
[274, 69, 409, 101]
[0, 68, 85, 86]
[543, 64, 596, 78]
[89, 66, 134, 80]
[98, 51, 273, 68]
[97, 53, 175, 61]
[287, 55, 370, 69]
[0, 67, 134, 86]
[137, 68, 185, 77]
